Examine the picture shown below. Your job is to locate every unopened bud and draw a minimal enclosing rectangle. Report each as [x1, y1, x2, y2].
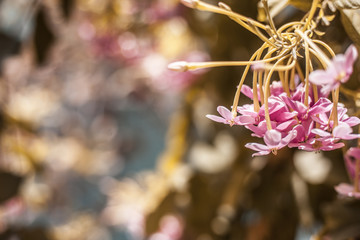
[168, 61, 189, 72]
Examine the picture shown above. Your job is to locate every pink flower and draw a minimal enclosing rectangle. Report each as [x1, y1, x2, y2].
[236, 104, 262, 125]
[293, 138, 344, 151]
[245, 129, 297, 156]
[206, 106, 241, 126]
[309, 45, 358, 94]
[335, 183, 360, 199]
[311, 105, 360, 130]
[311, 122, 360, 140]
[246, 120, 276, 138]
[344, 147, 360, 181]
[280, 94, 333, 122]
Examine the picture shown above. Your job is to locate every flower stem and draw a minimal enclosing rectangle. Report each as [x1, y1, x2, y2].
[264, 55, 289, 130]
[313, 39, 335, 57]
[295, 29, 331, 67]
[289, 63, 296, 91]
[168, 50, 287, 72]
[303, 0, 319, 31]
[261, 0, 281, 40]
[259, 73, 264, 104]
[330, 88, 339, 128]
[283, 57, 293, 96]
[231, 48, 263, 118]
[295, 62, 305, 84]
[186, 0, 266, 30]
[304, 39, 310, 107]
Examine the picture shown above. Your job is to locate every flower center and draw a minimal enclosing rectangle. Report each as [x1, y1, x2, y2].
[312, 140, 322, 149]
[336, 71, 346, 81]
[271, 148, 278, 155]
[227, 119, 235, 127]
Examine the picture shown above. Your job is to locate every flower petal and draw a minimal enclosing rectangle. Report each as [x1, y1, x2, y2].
[280, 129, 298, 146]
[309, 70, 334, 85]
[245, 142, 269, 152]
[343, 116, 360, 127]
[206, 114, 226, 124]
[311, 128, 331, 137]
[263, 129, 282, 148]
[217, 106, 232, 120]
[333, 123, 353, 138]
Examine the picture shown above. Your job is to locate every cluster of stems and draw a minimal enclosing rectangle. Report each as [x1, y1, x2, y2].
[169, 0, 338, 131]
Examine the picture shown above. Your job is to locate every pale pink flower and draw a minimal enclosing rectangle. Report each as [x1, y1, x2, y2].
[344, 147, 360, 181]
[294, 138, 344, 151]
[311, 122, 360, 141]
[245, 129, 297, 156]
[309, 45, 358, 94]
[206, 106, 241, 126]
[335, 183, 360, 199]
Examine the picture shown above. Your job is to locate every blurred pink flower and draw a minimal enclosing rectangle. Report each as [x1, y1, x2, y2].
[309, 44, 358, 94]
[344, 147, 360, 181]
[335, 183, 360, 199]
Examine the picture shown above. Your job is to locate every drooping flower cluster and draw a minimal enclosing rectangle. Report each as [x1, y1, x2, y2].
[207, 70, 360, 156]
[169, 0, 360, 157]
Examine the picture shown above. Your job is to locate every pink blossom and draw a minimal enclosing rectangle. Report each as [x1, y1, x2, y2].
[309, 44, 358, 94]
[246, 120, 276, 138]
[245, 129, 297, 156]
[293, 138, 344, 151]
[206, 106, 241, 126]
[335, 183, 360, 199]
[344, 147, 360, 181]
[311, 105, 360, 130]
[334, 148, 360, 198]
[311, 122, 360, 140]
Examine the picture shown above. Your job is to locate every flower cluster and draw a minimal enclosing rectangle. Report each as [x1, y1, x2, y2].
[207, 66, 360, 156]
[169, 0, 360, 157]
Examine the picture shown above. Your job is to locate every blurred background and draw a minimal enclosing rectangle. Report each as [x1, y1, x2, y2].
[0, 0, 360, 239]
